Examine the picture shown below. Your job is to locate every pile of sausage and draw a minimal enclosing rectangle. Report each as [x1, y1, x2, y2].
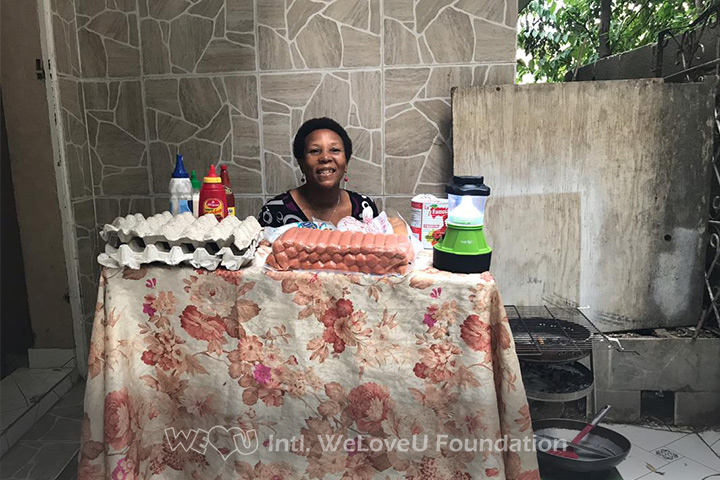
[266, 227, 414, 275]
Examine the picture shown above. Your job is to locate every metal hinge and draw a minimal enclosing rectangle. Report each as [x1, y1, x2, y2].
[35, 59, 45, 80]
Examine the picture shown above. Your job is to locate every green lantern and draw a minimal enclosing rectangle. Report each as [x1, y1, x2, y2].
[432, 175, 492, 273]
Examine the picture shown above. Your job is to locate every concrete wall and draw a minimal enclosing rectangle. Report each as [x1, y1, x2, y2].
[593, 338, 720, 426]
[452, 79, 714, 331]
[47, 0, 520, 340]
[1, 0, 74, 348]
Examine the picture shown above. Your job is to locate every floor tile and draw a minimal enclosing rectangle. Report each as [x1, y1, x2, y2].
[13, 461, 33, 479]
[662, 433, 720, 472]
[636, 456, 720, 480]
[54, 383, 85, 409]
[0, 376, 28, 412]
[0, 435, 8, 457]
[616, 445, 672, 480]
[606, 424, 688, 452]
[0, 406, 30, 431]
[52, 375, 74, 399]
[11, 368, 71, 403]
[5, 405, 38, 447]
[28, 349, 75, 369]
[650, 445, 682, 462]
[19, 413, 56, 443]
[22, 442, 79, 480]
[699, 430, 720, 449]
[52, 402, 83, 422]
[0, 442, 41, 477]
[33, 391, 60, 423]
[37, 417, 82, 442]
[55, 453, 78, 480]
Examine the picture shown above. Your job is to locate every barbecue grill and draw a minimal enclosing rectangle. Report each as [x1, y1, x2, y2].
[506, 305, 625, 408]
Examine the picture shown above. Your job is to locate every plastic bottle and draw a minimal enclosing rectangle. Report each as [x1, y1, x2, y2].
[190, 170, 201, 218]
[169, 154, 192, 215]
[220, 165, 235, 216]
[199, 164, 227, 220]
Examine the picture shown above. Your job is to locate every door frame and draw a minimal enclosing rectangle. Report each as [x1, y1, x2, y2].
[35, 0, 88, 376]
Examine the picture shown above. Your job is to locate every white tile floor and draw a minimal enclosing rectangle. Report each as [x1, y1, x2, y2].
[607, 423, 720, 480]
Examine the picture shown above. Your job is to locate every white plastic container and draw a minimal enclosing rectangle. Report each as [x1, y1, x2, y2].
[410, 194, 448, 249]
[169, 154, 192, 215]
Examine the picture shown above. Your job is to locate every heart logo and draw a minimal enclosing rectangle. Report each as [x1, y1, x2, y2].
[233, 429, 259, 456]
[206, 426, 243, 460]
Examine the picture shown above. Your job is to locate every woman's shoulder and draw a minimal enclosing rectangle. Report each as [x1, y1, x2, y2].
[346, 190, 380, 217]
[258, 191, 307, 227]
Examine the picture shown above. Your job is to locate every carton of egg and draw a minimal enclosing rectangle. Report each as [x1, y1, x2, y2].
[98, 213, 263, 271]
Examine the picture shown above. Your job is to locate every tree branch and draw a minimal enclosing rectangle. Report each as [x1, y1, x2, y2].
[565, 10, 599, 49]
[617, 0, 652, 40]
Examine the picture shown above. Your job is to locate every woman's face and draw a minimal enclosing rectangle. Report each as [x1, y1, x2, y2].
[301, 129, 347, 189]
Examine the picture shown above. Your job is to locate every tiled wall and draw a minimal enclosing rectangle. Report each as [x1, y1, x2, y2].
[49, 0, 516, 342]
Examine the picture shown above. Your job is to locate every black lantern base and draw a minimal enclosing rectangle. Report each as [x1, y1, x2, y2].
[432, 249, 492, 274]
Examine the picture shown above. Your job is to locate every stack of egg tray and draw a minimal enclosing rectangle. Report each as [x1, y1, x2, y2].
[98, 212, 262, 271]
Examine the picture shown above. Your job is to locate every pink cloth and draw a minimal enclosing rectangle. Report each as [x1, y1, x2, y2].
[80, 251, 540, 480]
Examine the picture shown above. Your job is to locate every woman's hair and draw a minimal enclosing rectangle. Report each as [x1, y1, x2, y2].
[292, 117, 352, 163]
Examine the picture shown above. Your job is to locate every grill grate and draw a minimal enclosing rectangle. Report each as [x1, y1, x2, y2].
[505, 305, 623, 359]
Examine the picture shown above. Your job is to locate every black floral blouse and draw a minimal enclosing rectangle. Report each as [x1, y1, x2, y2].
[258, 190, 379, 227]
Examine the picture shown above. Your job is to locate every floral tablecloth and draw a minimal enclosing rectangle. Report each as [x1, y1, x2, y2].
[80, 250, 540, 480]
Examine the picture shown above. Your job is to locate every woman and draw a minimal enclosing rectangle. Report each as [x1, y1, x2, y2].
[259, 117, 379, 227]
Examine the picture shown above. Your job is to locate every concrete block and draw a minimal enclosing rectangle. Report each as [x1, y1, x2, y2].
[594, 389, 641, 423]
[597, 338, 720, 393]
[592, 345, 612, 390]
[675, 392, 720, 427]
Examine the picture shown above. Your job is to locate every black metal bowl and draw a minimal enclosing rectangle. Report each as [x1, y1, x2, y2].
[533, 419, 631, 472]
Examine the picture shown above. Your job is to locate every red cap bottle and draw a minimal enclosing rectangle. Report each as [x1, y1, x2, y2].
[199, 164, 227, 220]
[220, 165, 235, 216]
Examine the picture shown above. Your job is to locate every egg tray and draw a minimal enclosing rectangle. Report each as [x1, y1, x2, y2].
[98, 240, 257, 271]
[97, 213, 263, 271]
[100, 212, 260, 249]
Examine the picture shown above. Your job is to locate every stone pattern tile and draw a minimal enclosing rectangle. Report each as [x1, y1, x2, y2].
[58, 78, 93, 201]
[258, 0, 381, 71]
[384, 0, 516, 66]
[94, 196, 154, 228]
[260, 70, 383, 195]
[146, 74, 262, 194]
[72, 198, 99, 326]
[83, 80, 149, 195]
[139, 0, 255, 75]
[76, 0, 142, 78]
[383, 64, 514, 195]
[52, 0, 81, 77]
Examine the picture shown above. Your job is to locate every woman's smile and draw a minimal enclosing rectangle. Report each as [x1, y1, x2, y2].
[316, 166, 337, 177]
[303, 129, 348, 188]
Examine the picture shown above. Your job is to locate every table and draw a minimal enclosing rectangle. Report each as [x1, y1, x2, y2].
[79, 249, 540, 480]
